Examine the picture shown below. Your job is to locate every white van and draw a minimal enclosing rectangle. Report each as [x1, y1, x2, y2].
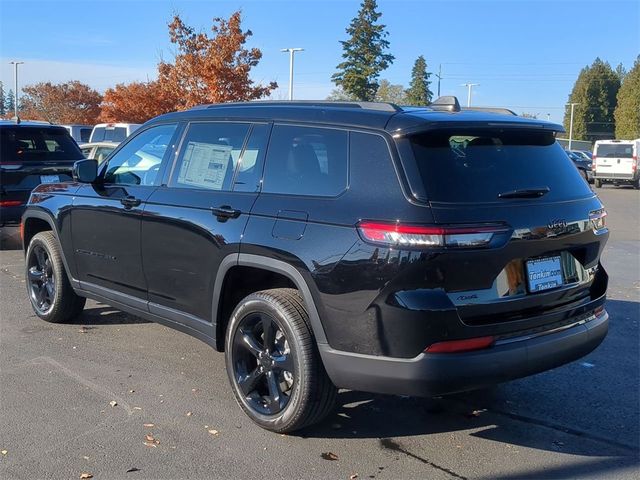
[61, 124, 93, 143]
[593, 139, 639, 189]
[89, 123, 141, 144]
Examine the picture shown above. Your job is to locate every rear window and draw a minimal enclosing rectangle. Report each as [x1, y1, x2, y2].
[407, 128, 592, 203]
[91, 127, 127, 143]
[0, 127, 84, 162]
[595, 143, 634, 158]
[80, 128, 92, 143]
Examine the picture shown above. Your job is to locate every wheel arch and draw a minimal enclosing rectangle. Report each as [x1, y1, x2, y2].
[22, 209, 78, 288]
[212, 253, 328, 351]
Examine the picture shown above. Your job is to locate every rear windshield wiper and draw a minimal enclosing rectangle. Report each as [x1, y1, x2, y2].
[498, 187, 550, 199]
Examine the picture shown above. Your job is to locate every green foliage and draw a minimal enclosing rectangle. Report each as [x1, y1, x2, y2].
[332, 0, 394, 101]
[405, 55, 432, 106]
[6, 89, 15, 115]
[614, 56, 640, 139]
[615, 62, 627, 82]
[375, 79, 406, 104]
[326, 87, 355, 101]
[563, 58, 620, 141]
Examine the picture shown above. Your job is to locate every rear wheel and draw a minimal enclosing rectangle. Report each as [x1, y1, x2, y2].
[633, 178, 640, 190]
[595, 179, 602, 188]
[25, 231, 86, 323]
[225, 288, 337, 432]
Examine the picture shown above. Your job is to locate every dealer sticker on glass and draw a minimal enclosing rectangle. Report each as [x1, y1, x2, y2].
[526, 255, 564, 292]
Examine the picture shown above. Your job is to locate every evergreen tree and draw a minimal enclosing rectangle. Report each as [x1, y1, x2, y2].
[332, 0, 394, 101]
[563, 58, 620, 141]
[615, 62, 627, 82]
[0, 82, 5, 116]
[6, 89, 15, 115]
[405, 55, 432, 106]
[614, 56, 640, 139]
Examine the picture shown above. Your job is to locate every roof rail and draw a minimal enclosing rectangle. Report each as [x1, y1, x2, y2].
[430, 96, 461, 112]
[196, 100, 402, 113]
[463, 106, 517, 116]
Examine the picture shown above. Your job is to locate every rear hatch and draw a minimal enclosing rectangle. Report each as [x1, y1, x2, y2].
[0, 125, 83, 206]
[397, 126, 607, 332]
[594, 142, 636, 179]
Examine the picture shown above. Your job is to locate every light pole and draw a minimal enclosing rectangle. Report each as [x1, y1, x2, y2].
[9, 61, 24, 118]
[461, 82, 479, 107]
[435, 64, 442, 97]
[280, 48, 304, 100]
[547, 113, 551, 121]
[567, 102, 580, 150]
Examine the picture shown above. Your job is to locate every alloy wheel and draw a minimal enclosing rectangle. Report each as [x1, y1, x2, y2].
[28, 245, 55, 314]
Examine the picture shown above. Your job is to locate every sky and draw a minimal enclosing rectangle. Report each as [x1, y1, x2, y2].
[0, 0, 638, 123]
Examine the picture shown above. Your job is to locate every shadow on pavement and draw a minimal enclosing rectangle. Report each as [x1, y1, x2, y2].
[0, 226, 22, 251]
[68, 304, 150, 325]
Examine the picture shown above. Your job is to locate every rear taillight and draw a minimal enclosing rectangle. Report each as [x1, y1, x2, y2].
[425, 336, 495, 354]
[592, 156, 596, 172]
[589, 209, 607, 233]
[633, 155, 638, 172]
[0, 200, 22, 207]
[357, 221, 509, 248]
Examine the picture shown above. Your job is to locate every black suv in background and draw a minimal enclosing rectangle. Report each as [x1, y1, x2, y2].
[21, 99, 609, 432]
[0, 121, 83, 226]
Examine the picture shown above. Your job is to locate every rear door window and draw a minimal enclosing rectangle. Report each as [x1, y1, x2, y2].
[405, 128, 592, 203]
[595, 144, 634, 158]
[0, 127, 84, 162]
[171, 122, 251, 192]
[262, 125, 348, 196]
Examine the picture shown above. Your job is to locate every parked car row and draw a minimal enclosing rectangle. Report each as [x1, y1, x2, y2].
[565, 149, 594, 183]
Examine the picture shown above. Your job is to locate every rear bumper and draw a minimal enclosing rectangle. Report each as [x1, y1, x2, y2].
[595, 172, 638, 182]
[319, 307, 608, 397]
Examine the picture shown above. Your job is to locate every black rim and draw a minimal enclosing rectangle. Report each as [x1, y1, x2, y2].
[232, 312, 295, 416]
[28, 245, 55, 314]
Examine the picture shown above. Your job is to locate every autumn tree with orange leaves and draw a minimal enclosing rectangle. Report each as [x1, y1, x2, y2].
[20, 81, 102, 124]
[101, 12, 277, 123]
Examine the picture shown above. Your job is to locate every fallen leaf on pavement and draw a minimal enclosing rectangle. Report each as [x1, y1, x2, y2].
[321, 452, 339, 461]
[80, 474, 93, 479]
[129, 390, 135, 393]
[144, 434, 159, 444]
[78, 327, 88, 333]
[1, 450, 7, 455]
[186, 412, 192, 417]
[82, 456, 90, 460]
[109, 400, 118, 407]
[143, 442, 157, 448]
[133, 407, 142, 410]
[208, 429, 219, 436]
[126, 467, 140, 473]
[350, 474, 359, 480]
[143, 423, 154, 428]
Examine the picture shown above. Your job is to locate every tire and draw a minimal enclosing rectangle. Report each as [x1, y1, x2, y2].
[25, 231, 86, 323]
[633, 178, 640, 190]
[225, 288, 337, 432]
[595, 179, 602, 189]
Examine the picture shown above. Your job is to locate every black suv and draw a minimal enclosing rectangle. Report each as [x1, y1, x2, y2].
[21, 99, 609, 432]
[1, 121, 84, 226]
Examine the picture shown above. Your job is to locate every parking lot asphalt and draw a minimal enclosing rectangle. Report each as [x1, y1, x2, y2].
[1, 186, 638, 480]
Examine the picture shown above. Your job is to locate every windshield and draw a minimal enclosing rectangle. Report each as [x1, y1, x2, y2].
[407, 129, 592, 203]
[595, 143, 634, 158]
[91, 127, 127, 143]
[0, 127, 84, 162]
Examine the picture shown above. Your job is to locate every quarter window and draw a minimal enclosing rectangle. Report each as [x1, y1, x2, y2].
[173, 123, 251, 192]
[103, 123, 177, 186]
[263, 125, 348, 196]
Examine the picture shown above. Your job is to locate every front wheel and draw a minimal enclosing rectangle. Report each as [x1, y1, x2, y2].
[595, 179, 602, 188]
[225, 288, 337, 432]
[25, 231, 86, 323]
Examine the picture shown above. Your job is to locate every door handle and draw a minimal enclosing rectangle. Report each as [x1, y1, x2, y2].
[120, 195, 142, 208]
[211, 205, 241, 220]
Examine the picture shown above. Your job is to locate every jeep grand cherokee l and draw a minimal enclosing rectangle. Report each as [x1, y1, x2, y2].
[21, 98, 609, 432]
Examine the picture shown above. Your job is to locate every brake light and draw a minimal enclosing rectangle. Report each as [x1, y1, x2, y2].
[425, 336, 495, 354]
[0, 200, 22, 207]
[20, 222, 24, 242]
[589, 209, 607, 232]
[633, 155, 638, 172]
[357, 221, 509, 248]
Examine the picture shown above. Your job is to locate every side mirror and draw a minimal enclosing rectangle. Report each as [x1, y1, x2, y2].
[73, 159, 98, 183]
